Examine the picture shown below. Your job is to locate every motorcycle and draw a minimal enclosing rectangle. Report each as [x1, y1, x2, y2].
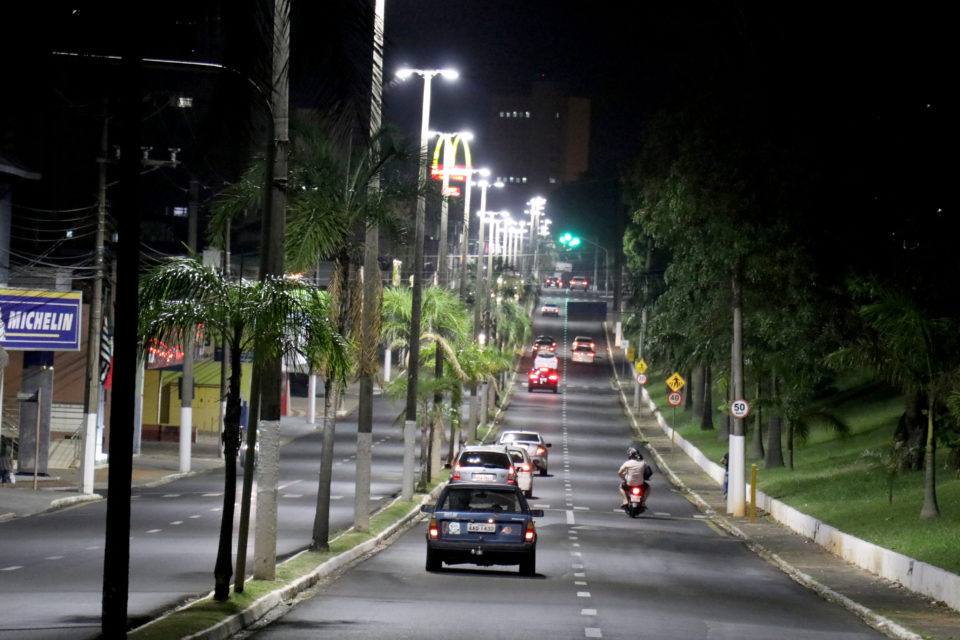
[622, 483, 646, 518]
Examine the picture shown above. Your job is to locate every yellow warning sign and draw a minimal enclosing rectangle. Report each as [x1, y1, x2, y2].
[635, 358, 648, 374]
[666, 372, 686, 392]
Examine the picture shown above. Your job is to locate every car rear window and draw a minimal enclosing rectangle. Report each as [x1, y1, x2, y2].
[458, 451, 510, 468]
[439, 488, 521, 513]
[500, 433, 539, 443]
[574, 345, 594, 352]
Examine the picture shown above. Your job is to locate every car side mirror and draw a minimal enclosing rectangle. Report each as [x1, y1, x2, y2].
[530, 509, 544, 518]
[420, 504, 435, 513]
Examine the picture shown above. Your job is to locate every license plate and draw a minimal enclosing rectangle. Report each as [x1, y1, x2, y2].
[472, 473, 496, 482]
[539, 377, 547, 383]
[467, 522, 496, 533]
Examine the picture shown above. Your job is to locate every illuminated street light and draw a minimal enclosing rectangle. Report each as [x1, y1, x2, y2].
[396, 66, 457, 496]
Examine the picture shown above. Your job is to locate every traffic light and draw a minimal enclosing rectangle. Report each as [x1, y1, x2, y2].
[558, 232, 581, 248]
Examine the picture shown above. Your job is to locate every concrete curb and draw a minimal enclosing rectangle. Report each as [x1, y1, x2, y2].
[131, 483, 446, 640]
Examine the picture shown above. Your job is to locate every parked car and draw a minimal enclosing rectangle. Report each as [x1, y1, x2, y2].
[532, 335, 557, 353]
[506, 447, 535, 497]
[450, 445, 516, 485]
[421, 483, 543, 575]
[541, 302, 560, 316]
[498, 430, 552, 475]
[569, 276, 589, 290]
[571, 344, 596, 363]
[534, 349, 559, 370]
[527, 366, 559, 393]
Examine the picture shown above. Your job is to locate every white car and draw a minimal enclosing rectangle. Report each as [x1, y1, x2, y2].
[534, 350, 559, 370]
[571, 344, 596, 363]
[507, 447, 534, 497]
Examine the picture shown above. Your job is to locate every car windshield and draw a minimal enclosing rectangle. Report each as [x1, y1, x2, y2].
[458, 452, 509, 468]
[438, 488, 522, 513]
[500, 432, 540, 444]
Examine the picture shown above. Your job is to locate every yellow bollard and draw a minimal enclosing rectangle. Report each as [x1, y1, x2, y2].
[750, 464, 757, 523]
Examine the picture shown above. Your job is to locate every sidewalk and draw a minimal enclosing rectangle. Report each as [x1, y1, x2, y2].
[0, 385, 360, 522]
[605, 326, 960, 640]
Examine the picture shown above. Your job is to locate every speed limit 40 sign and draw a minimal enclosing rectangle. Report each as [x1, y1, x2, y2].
[667, 391, 683, 407]
[730, 399, 751, 419]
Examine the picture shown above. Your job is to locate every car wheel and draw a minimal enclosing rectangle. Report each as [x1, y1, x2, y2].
[552, 387, 558, 394]
[528, 386, 534, 392]
[524, 489, 533, 498]
[539, 466, 547, 476]
[425, 548, 442, 572]
[519, 550, 536, 576]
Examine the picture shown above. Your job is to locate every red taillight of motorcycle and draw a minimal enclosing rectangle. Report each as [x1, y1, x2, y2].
[452, 464, 461, 481]
[429, 519, 439, 538]
[524, 520, 536, 541]
[631, 486, 642, 496]
[536, 446, 546, 456]
[508, 466, 516, 483]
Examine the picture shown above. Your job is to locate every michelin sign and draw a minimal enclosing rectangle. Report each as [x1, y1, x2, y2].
[0, 288, 83, 351]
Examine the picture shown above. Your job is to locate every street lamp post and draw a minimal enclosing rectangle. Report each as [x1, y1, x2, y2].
[470, 176, 501, 439]
[526, 197, 546, 283]
[396, 66, 457, 497]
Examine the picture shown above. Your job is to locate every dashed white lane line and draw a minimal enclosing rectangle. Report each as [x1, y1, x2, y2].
[585, 628, 603, 638]
[170, 521, 183, 526]
[566, 510, 576, 525]
[575, 572, 586, 577]
[189, 515, 201, 519]
[45, 556, 64, 560]
[577, 591, 591, 598]
[146, 529, 162, 534]
[575, 580, 588, 586]
[86, 546, 100, 551]
[203, 493, 220, 497]
[581, 609, 597, 616]
[278, 479, 303, 491]
[162, 494, 180, 498]
[281, 494, 303, 499]
[2, 566, 23, 571]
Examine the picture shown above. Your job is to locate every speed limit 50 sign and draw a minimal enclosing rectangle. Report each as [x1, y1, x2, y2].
[730, 399, 750, 419]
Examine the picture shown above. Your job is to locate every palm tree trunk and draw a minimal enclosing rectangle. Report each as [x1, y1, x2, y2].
[216, 337, 244, 600]
[920, 397, 940, 519]
[312, 375, 337, 550]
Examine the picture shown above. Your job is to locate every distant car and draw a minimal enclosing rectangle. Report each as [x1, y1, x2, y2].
[498, 430, 552, 475]
[527, 366, 559, 393]
[451, 445, 516, 485]
[506, 447, 534, 497]
[572, 336, 595, 351]
[571, 344, 596, 363]
[532, 335, 557, 353]
[569, 276, 589, 290]
[544, 276, 563, 288]
[534, 350, 559, 370]
[421, 483, 543, 574]
[541, 303, 560, 316]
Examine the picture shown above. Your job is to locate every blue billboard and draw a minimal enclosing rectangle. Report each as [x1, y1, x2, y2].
[0, 288, 83, 351]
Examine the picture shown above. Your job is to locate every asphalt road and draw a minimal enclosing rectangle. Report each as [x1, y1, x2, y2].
[0, 396, 406, 640]
[240, 293, 888, 640]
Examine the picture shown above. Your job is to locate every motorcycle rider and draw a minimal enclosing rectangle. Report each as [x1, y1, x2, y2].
[618, 447, 651, 510]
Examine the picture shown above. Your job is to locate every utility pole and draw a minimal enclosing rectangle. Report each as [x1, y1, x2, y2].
[81, 117, 108, 496]
[179, 177, 199, 473]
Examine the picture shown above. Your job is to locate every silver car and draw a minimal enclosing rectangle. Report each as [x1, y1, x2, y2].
[450, 445, 517, 486]
[498, 431, 551, 476]
[507, 447, 534, 497]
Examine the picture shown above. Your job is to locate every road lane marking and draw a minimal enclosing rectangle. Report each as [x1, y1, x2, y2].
[45, 556, 64, 560]
[203, 493, 220, 497]
[581, 609, 597, 616]
[281, 494, 303, 499]
[146, 529, 162, 534]
[585, 628, 603, 638]
[278, 479, 302, 491]
[170, 521, 183, 525]
[2, 566, 23, 571]
[577, 591, 591, 597]
[162, 494, 180, 498]
[575, 572, 585, 577]
[566, 509, 576, 525]
[189, 515, 201, 519]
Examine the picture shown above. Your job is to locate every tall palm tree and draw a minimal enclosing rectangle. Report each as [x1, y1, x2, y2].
[829, 285, 960, 519]
[138, 257, 346, 599]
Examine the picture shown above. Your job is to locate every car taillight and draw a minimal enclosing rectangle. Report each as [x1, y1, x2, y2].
[589, 342, 595, 349]
[508, 466, 516, 483]
[522, 463, 531, 472]
[529, 372, 538, 380]
[548, 373, 558, 381]
[452, 464, 461, 481]
[631, 486, 642, 496]
[536, 447, 546, 455]
[429, 518, 439, 538]
[524, 520, 536, 541]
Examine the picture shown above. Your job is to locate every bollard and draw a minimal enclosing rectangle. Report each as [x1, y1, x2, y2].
[750, 463, 757, 523]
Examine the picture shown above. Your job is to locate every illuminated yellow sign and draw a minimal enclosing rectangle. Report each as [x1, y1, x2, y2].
[430, 133, 473, 196]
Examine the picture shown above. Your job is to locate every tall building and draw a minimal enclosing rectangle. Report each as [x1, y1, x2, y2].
[487, 81, 591, 208]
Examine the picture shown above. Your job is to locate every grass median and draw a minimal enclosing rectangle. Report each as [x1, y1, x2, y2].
[643, 372, 960, 574]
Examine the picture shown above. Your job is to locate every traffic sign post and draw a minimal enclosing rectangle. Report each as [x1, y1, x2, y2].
[730, 399, 750, 419]
[667, 391, 682, 443]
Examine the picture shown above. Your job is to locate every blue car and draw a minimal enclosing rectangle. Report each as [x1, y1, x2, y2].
[421, 483, 544, 575]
